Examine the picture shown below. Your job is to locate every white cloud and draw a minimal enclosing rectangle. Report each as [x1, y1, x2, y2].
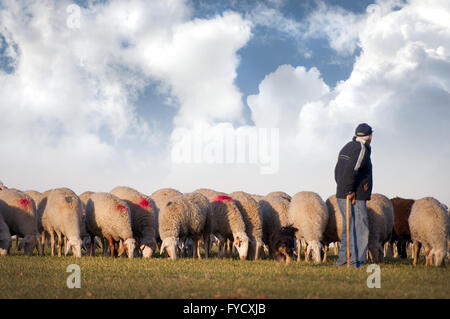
[0, 0, 253, 194]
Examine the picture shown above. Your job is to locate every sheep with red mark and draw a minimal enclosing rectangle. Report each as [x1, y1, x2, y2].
[0, 212, 11, 256]
[40, 188, 84, 257]
[390, 197, 415, 259]
[288, 191, 328, 263]
[0, 189, 39, 256]
[159, 192, 211, 260]
[229, 191, 263, 260]
[110, 186, 157, 258]
[195, 188, 249, 260]
[150, 188, 182, 248]
[409, 197, 449, 267]
[86, 192, 136, 258]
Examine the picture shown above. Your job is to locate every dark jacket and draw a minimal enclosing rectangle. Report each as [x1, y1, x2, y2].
[334, 137, 373, 200]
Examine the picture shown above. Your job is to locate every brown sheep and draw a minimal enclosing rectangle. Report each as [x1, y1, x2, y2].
[390, 197, 415, 259]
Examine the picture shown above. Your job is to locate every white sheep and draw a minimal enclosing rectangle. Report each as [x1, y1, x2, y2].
[0, 212, 11, 256]
[258, 193, 290, 259]
[322, 195, 344, 262]
[195, 188, 249, 260]
[288, 191, 328, 263]
[41, 188, 84, 257]
[409, 197, 449, 267]
[85, 192, 136, 258]
[159, 192, 211, 260]
[0, 188, 39, 256]
[229, 191, 263, 260]
[366, 193, 394, 263]
[110, 186, 157, 258]
[151, 188, 182, 249]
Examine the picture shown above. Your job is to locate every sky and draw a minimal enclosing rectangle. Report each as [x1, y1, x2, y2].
[0, 0, 449, 206]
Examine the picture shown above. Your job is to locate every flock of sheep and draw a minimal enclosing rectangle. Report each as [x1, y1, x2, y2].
[0, 179, 448, 267]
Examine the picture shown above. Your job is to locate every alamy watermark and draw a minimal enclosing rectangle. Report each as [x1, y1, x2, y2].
[171, 124, 280, 174]
[366, 264, 381, 288]
[66, 264, 81, 288]
[66, 4, 81, 30]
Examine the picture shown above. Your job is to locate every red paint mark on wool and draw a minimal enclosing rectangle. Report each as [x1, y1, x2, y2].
[212, 195, 232, 202]
[19, 198, 30, 207]
[138, 198, 150, 209]
[116, 204, 127, 211]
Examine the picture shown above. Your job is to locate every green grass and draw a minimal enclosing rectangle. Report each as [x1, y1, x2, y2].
[0, 245, 448, 299]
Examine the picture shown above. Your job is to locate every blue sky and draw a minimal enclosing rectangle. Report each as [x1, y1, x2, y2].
[0, 0, 449, 206]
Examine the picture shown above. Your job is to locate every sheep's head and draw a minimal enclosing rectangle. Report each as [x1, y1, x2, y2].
[65, 237, 82, 258]
[307, 240, 323, 263]
[160, 237, 178, 260]
[140, 241, 157, 258]
[0, 237, 11, 256]
[118, 238, 136, 259]
[233, 232, 249, 260]
[18, 235, 38, 256]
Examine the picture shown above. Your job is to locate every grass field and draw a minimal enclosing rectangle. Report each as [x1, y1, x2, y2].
[0, 245, 449, 299]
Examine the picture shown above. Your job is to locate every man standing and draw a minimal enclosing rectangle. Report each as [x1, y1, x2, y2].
[334, 123, 373, 267]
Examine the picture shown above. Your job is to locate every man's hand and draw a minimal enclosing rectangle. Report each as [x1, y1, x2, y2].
[347, 192, 356, 205]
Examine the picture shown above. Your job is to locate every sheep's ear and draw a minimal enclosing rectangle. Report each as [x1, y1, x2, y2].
[117, 244, 126, 257]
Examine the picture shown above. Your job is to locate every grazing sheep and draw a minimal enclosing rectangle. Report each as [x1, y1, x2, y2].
[41, 188, 84, 257]
[288, 191, 328, 263]
[266, 191, 291, 202]
[366, 194, 394, 263]
[159, 192, 211, 260]
[258, 193, 290, 259]
[78, 191, 102, 254]
[85, 192, 136, 258]
[322, 195, 344, 262]
[409, 197, 449, 267]
[0, 213, 11, 256]
[0, 189, 39, 256]
[270, 226, 298, 265]
[229, 191, 263, 260]
[390, 197, 415, 259]
[195, 188, 249, 260]
[110, 186, 157, 258]
[150, 188, 182, 248]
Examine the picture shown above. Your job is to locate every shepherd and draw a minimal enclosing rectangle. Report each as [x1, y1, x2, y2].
[334, 123, 373, 268]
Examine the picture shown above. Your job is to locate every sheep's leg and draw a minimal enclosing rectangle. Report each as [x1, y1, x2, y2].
[41, 232, 46, 256]
[89, 235, 95, 257]
[218, 240, 226, 259]
[296, 237, 302, 262]
[413, 241, 421, 266]
[50, 231, 55, 257]
[203, 234, 210, 259]
[323, 244, 328, 263]
[304, 241, 309, 262]
[107, 236, 115, 258]
[56, 233, 63, 257]
[192, 238, 200, 259]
